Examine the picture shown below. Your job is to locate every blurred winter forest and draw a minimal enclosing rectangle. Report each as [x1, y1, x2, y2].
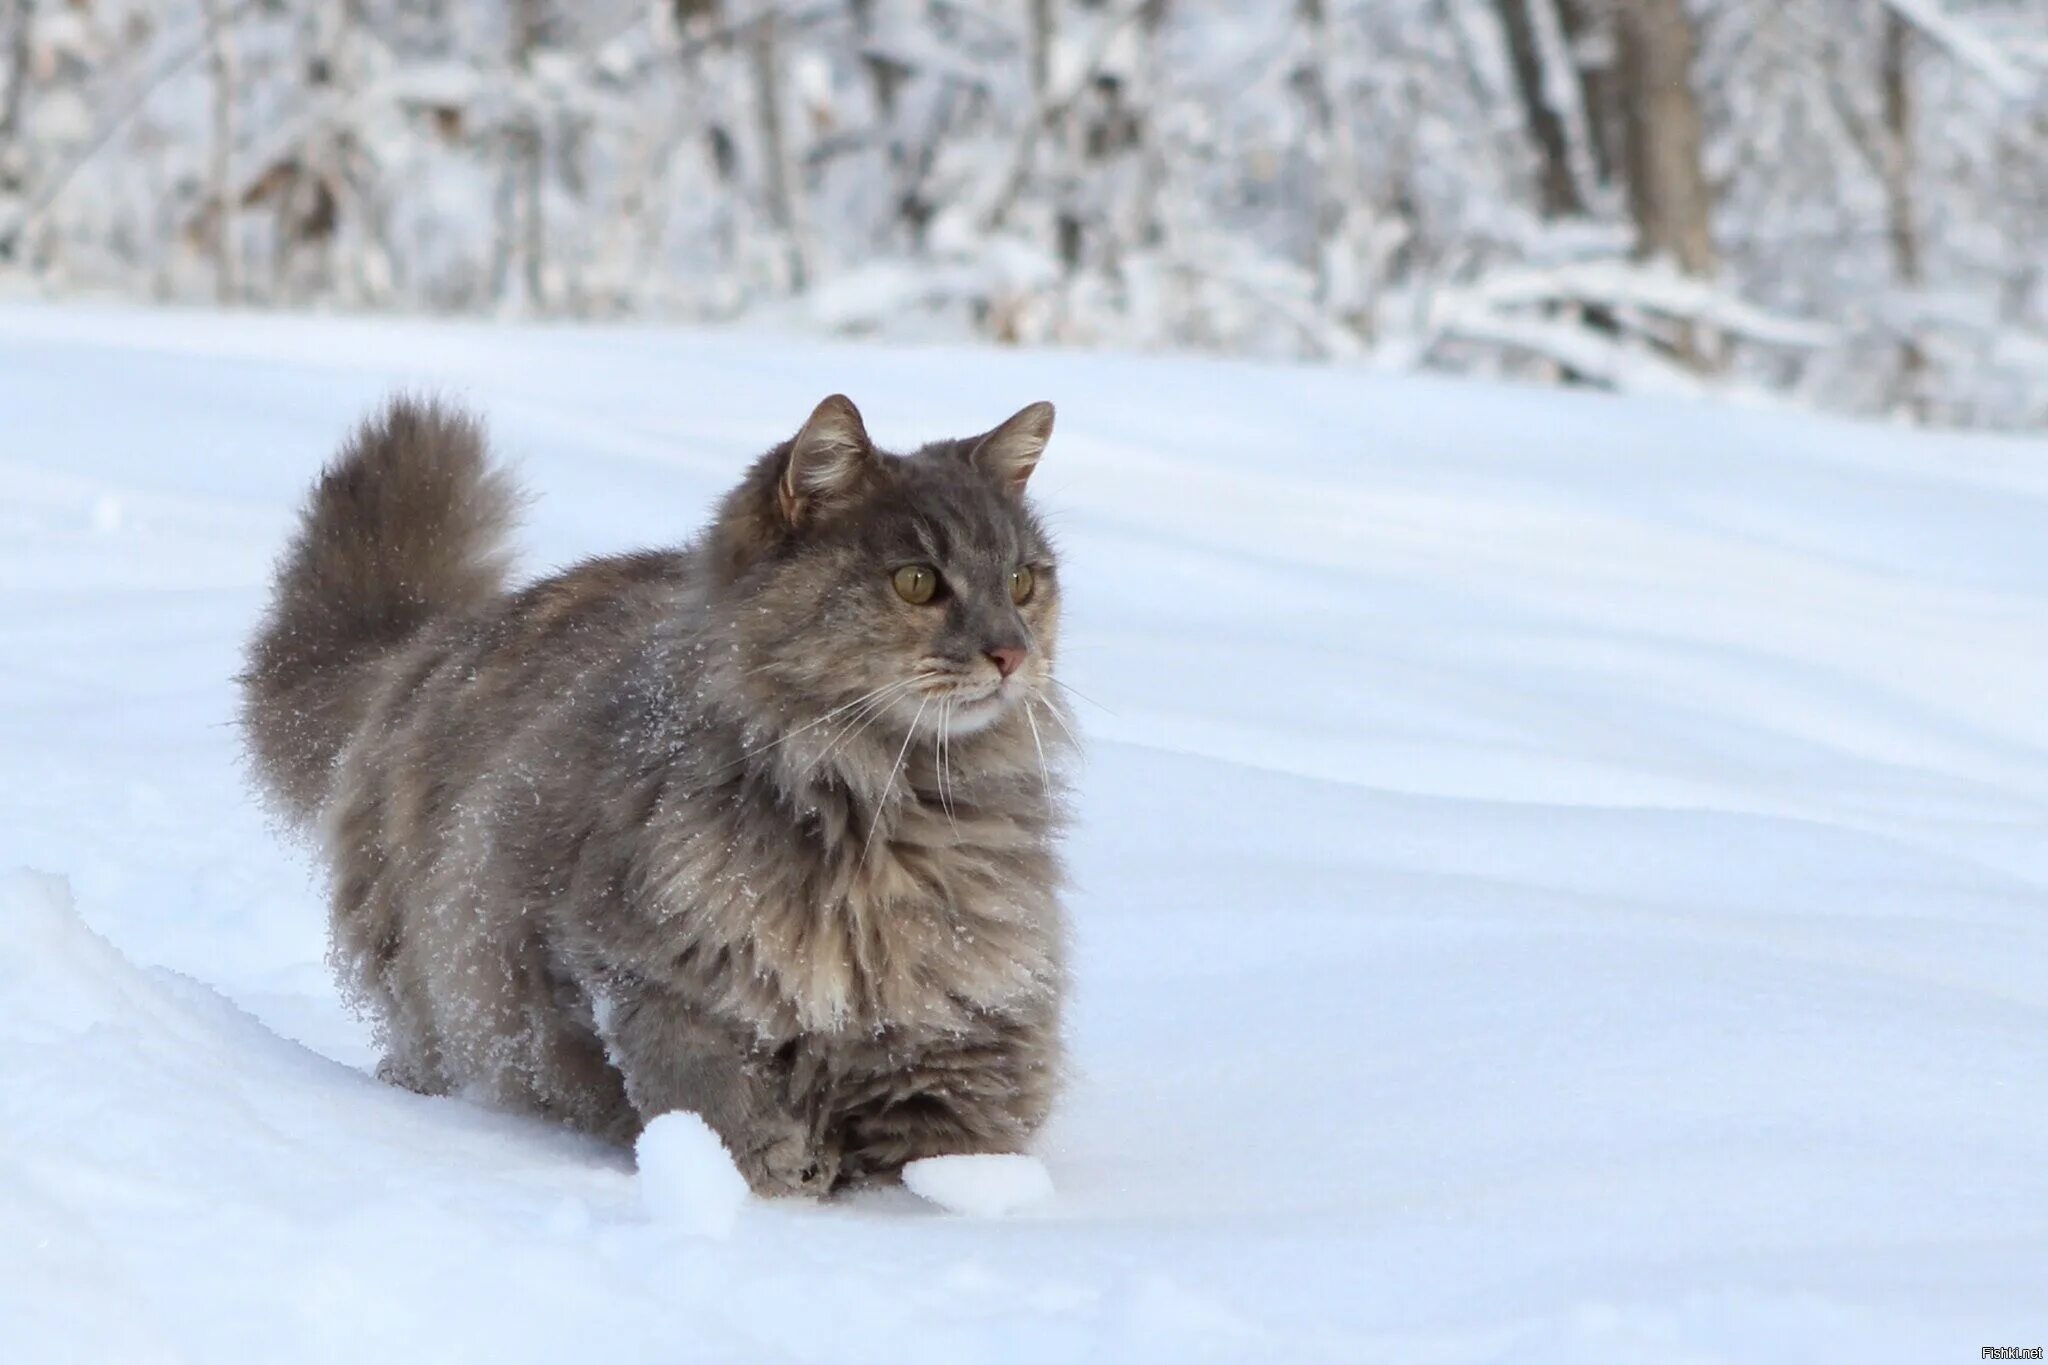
[0, 1, 2043, 427]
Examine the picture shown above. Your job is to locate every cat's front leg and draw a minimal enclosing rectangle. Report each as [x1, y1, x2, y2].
[604, 987, 837, 1197]
[833, 1012, 1061, 1185]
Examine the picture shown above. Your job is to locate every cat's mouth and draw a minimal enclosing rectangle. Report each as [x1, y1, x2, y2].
[905, 673, 1020, 735]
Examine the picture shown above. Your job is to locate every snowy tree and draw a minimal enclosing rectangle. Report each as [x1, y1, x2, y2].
[0, 0, 2041, 427]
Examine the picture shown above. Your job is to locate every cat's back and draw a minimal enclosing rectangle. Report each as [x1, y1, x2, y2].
[334, 549, 691, 841]
[491, 548, 693, 677]
[408, 547, 686, 703]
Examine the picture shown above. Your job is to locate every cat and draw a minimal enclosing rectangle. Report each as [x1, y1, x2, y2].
[240, 392, 1073, 1195]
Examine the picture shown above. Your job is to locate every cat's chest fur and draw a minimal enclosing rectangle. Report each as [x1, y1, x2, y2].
[645, 749, 1065, 1040]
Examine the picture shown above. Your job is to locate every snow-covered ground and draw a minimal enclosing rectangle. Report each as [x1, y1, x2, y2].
[3, 302, 2045, 1363]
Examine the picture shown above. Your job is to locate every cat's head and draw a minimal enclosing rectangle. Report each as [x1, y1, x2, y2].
[705, 394, 1061, 739]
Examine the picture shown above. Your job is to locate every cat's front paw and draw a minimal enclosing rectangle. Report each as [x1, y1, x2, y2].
[739, 1124, 838, 1199]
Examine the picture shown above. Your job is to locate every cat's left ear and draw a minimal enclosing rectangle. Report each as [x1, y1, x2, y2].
[969, 401, 1055, 496]
[779, 394, 874, 525]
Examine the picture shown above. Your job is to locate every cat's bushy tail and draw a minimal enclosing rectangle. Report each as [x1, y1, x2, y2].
[240, 396, 519, 822]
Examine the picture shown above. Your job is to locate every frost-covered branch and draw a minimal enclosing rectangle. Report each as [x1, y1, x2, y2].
[1881, 0, 2035, 100]
[0, 0, 2043, 428]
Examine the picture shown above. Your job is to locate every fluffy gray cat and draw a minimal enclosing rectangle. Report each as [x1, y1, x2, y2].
[241, 393, 1072, 1195]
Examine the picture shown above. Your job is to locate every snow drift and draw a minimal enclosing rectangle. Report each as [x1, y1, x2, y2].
[2, 302, 2046, 1362]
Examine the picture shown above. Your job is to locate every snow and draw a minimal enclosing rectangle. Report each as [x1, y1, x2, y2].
[902, 1155, 1055, 1217]
[635, 1113, 749, 1238]
[3, 300, 2047, 1361]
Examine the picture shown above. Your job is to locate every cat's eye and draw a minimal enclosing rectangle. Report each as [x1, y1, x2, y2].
[1009, 566, 1036, 604]
[893, 564, 939, 604]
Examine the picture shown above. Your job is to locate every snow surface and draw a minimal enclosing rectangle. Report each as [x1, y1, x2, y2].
[634, 1112, 748, 1239]
[903, 1155, 1056, 1218]
[2, 301, 2047, 1362]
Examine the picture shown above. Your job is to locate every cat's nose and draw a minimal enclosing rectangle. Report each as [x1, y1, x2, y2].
[985, 646, 1026, 679]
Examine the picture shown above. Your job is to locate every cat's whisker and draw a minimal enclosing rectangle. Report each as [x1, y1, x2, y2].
[1036, 693, 1083, 751]
[1022, 698, 1053, 800]
[861, 694, 930, 870]
[933, 698, 948, 824]
[734, 679, 914, 762]
[808, 676, 928, 775]
[672, 677, 927, 803]
[783, 677, 921, 739]
[802, 702, 893, 778]
[814, 692, 897, 759]
[911, 673, 974, 697]
[1048, 677, 1112, 716]
[937, 697, 959, 834]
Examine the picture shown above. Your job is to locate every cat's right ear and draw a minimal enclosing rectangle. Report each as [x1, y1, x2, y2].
[779, 395, 874, 526]
[968, 401, 1055, 496]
